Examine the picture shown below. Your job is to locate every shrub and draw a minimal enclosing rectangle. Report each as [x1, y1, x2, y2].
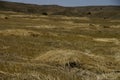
[42, 12, 48, 15]
[4, 16, 8, 19]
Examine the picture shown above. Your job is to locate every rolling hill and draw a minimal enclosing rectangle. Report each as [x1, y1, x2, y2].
[0, 1, 120, 18]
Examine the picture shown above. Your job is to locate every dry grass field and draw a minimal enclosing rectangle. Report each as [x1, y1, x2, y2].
[0, 11, 120, 80]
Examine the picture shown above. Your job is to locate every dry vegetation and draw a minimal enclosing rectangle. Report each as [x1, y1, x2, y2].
[0, 11, 120, 80]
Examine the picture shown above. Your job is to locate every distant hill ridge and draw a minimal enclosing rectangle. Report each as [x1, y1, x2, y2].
[0, 1, 120, 18]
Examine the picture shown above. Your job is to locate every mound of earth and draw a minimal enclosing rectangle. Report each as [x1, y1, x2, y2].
[35, 49, 115, 72]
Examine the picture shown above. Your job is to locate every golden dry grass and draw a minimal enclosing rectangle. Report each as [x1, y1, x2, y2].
[0, 11, 120, 80]
[0, 29, 40, 36]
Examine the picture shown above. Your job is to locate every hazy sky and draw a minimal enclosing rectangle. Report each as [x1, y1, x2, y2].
[5, 0, 120, 6]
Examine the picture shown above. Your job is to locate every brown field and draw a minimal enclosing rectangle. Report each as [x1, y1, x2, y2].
[0, 10, 120, 80]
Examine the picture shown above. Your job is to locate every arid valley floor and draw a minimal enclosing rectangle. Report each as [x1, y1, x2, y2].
[0, 10, 120, 80]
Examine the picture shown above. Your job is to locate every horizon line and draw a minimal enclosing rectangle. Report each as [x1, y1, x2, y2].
[3, 0, 120, 7]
